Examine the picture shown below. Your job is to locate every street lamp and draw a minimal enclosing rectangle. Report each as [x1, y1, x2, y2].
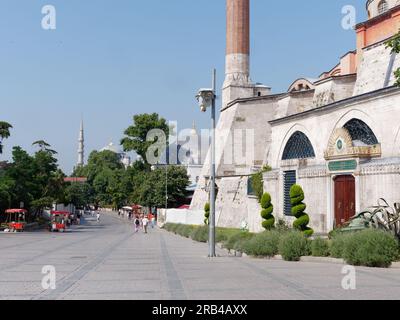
[196, 69, 217, 258]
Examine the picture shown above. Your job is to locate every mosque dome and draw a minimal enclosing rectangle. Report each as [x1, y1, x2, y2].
[100, 141, 122, 154]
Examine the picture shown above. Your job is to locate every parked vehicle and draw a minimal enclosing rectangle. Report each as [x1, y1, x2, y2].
[4, 209, 27, 232]
[49, 211, 69, 232]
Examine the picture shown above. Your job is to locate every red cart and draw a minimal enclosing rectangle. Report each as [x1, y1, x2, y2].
[49, 211, 69, 232]
[5, 209, 27, 232]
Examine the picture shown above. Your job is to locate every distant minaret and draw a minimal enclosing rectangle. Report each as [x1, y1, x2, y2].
[77, 120, 84, 167]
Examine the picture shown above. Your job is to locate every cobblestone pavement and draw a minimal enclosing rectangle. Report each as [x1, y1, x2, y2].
[0, 213, 399, 300]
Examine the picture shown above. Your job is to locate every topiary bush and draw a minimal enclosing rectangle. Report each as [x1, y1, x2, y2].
[260, 193, 275, 230]
[290, 184, 314, 237]
[311, 237, 330, 257]
[241, 231, 281, 257]
[278, 231, 311, 261]
[190, 225, 209, 243]
[342, 229, 399, 268]
[204, 203, 210, 225]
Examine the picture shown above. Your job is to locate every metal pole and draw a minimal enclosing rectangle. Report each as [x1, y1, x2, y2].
[165, 164, 168, 211]
[209, 68, 216, 258]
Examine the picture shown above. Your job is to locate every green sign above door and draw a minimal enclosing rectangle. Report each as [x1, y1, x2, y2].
[328, 160, 357, 172]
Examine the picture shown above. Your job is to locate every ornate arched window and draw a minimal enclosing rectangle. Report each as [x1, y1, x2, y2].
[343, 119, 379, 146]
[378, 0, 388, 14]
[282, 131, 316, 160]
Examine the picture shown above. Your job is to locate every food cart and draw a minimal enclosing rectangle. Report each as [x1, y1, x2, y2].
[49, 211, 69, 232]
[4, 209, 27, 232]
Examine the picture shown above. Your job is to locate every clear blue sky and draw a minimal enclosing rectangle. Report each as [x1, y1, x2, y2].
[0, 0, 366, 173]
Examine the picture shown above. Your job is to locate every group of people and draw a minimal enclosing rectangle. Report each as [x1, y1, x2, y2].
[133, 213, 156, 234]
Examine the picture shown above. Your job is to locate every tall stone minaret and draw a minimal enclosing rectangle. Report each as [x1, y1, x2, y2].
[223, 0, 255, 106]
[77, 120, 84, 167]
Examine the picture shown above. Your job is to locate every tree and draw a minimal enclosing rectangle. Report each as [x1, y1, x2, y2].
[130, 166, 189, 210]
[204, 203, 210, 225]
[386, 34, 400, 86]
[0, 121, 12, 154]
[289, 184, 314, 237]
[121, 113, 169, 167]
[260, 193, 275, 230]
[65, 182, 93, 208]
[251, 165, 272, 202]
[32, 140, 57, 154]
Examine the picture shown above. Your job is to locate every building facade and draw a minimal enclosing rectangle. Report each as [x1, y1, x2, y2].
[191, 0, 400, 233]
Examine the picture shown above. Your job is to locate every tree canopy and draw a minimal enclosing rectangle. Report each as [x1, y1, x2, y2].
[0, 121, 12, 154]
[121, 113, 169, 167]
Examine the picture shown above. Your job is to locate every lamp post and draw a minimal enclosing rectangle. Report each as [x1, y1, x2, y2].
[196, 69, 217, 258]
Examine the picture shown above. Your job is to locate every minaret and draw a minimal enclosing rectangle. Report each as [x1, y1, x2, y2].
[225, 0, 250, 86]
[223, 0, 254, 105]
[77, 120, 84, 167]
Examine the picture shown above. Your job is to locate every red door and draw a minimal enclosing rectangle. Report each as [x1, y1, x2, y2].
[334, 175, 355, 227]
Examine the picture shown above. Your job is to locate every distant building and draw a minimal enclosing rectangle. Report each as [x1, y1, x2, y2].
[100, 141, 132, 168]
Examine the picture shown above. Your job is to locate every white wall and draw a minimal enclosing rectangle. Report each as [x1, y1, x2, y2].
[163, 209, 205, 226]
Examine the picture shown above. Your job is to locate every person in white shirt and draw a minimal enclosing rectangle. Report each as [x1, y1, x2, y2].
[142, 216, 149, 234]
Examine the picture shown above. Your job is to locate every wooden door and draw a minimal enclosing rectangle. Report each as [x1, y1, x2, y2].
[334, 175, 355, 227]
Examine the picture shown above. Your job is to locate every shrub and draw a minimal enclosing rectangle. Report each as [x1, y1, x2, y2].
[224, 231, 255, 251]
[330, 233, 351, 258]
[241, 231, 281, 257]
[260, 193, 275, 230]
[278, 231, 311, 261]
[216, 228, 242, 243]
[290, 184, 314, 236]
[204, 203, 210, 225]
[276, 219, 290, 232]
[190, 225, 209, 243]
[180, 225, 195, 238]
[311, 237, 330, 257]
[342, 229, 399, 268]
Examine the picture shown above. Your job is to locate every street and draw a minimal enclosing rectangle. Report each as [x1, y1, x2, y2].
[0, 213, 400, 300]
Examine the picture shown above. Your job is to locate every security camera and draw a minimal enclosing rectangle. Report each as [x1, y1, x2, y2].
[196, 88, 214, 112]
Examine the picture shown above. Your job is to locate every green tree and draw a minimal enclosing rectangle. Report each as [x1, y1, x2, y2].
[65, 182, 94, 208]
[32, 140, 57, 154]
[251, 165, 272, 202]
[121, 113, 169, 167]
[260, 193, 275, 230]
[289, 184, 314, 237]
[204, 203, 210, 225]
[131, 166, 189, 210]
[386, 34, 400, 86]
[0, 121, 12, 154]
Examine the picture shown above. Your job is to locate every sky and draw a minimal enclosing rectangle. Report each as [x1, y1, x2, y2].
[0, 0, 366, 174]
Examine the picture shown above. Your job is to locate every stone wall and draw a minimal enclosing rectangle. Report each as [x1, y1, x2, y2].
[354, 42, 400, 95]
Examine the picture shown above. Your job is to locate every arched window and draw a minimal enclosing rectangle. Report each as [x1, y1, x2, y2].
[343, 119, 379, 146]
[378, 0, 388, 14]
[282, 131, 316, 160]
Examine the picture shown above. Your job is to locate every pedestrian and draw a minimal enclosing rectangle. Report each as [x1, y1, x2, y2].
[118, 209, 121, 216]
[142, 215, 149, 234]
[134, 216, 140, 233]
[96, 211, 100, 222]
[151, 214, 156, 229]
[77, 212, 81, 225]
